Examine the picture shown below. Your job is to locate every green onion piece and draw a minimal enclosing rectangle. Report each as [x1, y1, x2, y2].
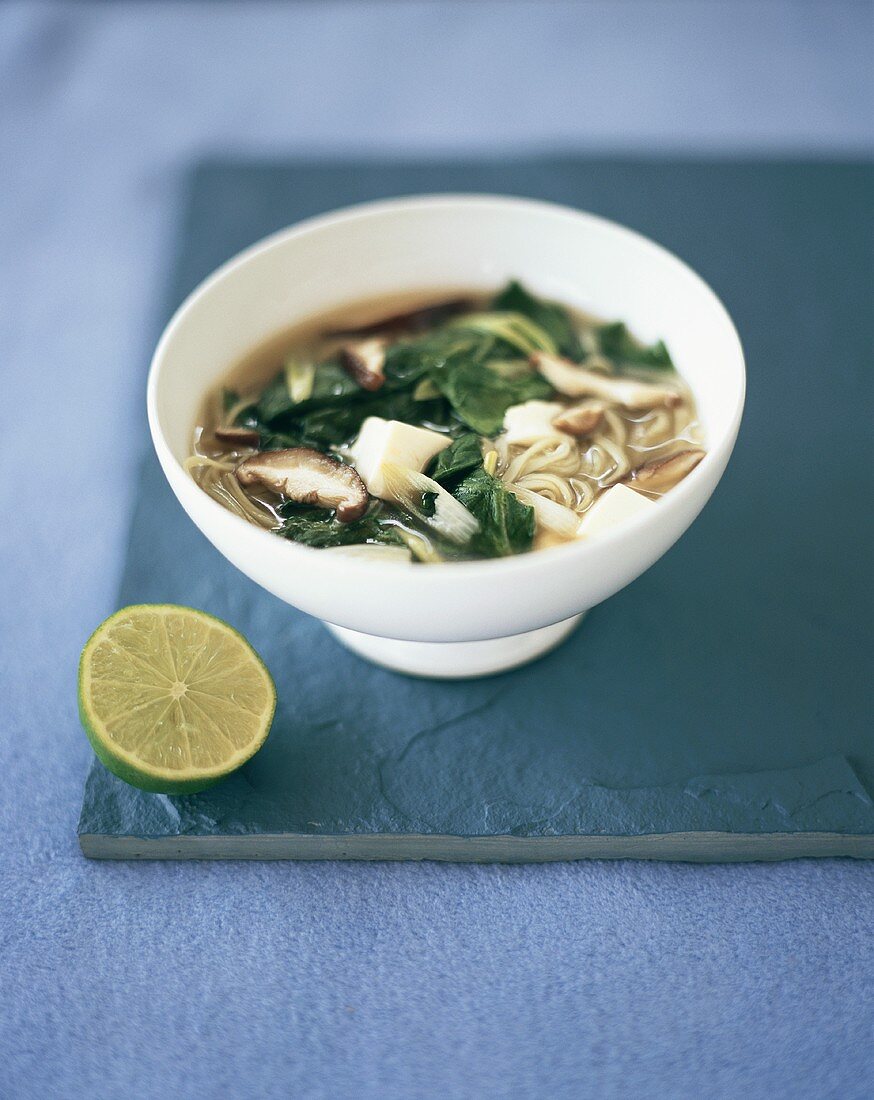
[396, 528, 444, 563]
[510, 486, 581, 538]
[380, 463, 479, 545]
[284, 359, 315, 405]
[412, 378, 442, 400]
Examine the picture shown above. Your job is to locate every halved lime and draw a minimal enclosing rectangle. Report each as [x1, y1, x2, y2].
[78, 604, 276, 794]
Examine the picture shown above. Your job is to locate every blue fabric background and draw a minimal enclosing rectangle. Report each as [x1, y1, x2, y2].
[2, 5, 872, 1097]
[6, 153, 873, 1100]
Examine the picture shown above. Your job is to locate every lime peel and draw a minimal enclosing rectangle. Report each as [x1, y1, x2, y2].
[78, 604, 276, 794]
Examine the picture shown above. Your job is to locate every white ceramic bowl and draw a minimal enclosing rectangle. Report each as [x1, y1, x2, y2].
[148, 195, 745, 677]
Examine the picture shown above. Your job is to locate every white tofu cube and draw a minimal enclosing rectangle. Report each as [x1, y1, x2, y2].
[349, 417, 451, 498]
[503, 400, 569, 445]
[578, 484, 654, 539]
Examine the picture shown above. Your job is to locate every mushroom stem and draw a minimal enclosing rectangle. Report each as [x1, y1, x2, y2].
[551, 399, 607, 437]
[624, 448, 706, 493]
[235, 448, 369, 523]
[532, 352, 681, 410]
[214, 426, 260, 447]
[340, 339, 387, 392]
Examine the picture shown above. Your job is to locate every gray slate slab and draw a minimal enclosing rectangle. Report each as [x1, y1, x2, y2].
[79, 157, 874, 859]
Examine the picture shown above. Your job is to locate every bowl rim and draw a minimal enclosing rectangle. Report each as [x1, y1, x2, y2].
[147, 192, 746, 581]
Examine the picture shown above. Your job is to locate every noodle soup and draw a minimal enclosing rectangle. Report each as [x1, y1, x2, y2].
[189, 282, 705, 562]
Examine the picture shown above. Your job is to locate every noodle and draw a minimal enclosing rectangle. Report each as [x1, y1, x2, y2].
[184, 455, 236, 474]
[497, 389, 701, 516]
[186, 455, 277, 528]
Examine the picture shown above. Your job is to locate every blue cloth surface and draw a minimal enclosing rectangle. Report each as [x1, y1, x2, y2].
[2, 5, 873, 1098]
[6, 156, 874, 1100]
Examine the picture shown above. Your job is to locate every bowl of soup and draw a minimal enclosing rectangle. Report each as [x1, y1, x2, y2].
[148, 195, 745, 677]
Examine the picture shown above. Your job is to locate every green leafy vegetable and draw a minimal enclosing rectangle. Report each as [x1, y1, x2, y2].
[597, 322, 674, 372]
[256, 360, 361, 423]
[301, 392, 452, 448]
[431, 359, 552, 436]
[251, 372, 454, 449]
[452, 467, 535, 557]
[429, 434, 535, 556]
[274, 452, 533, 560]
[256, 429, 304, 451]
[428, 433, 484, 487]
[383, 328, 495, 388]
[380, 323, 553, 435]
[491, 280, 584, 361]
[448, 311, 558, 357]
[276, 501, 404, 549]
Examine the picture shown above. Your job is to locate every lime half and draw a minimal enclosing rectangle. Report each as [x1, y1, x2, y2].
[78, 604, 276, 794]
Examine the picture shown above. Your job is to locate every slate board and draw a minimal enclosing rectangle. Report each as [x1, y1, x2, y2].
[79, 157, 874, 861]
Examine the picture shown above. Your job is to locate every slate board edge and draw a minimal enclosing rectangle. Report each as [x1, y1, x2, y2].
[79, 831, 874, 862]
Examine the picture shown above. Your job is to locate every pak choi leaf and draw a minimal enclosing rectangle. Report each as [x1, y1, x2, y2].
[452, 467, 536, 558]
[491, 280, 584, 361]
[597, 322, 675, 372]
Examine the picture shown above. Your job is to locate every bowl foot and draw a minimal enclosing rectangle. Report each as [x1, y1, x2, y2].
[325, 614, 585, 679]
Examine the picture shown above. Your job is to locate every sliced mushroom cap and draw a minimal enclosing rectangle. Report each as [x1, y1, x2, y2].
[214, 426, 260, 447]
[624, 448, 706, 493]
[532, 352, 681, 410]
[340, 339, 387, 392]
[236, 448, 369, 522]
[551, 399, 607, 437]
